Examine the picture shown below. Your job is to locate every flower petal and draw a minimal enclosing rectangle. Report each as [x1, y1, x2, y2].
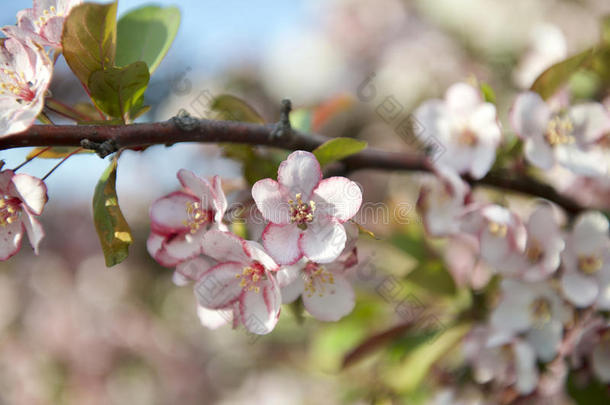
[300, 218, 347, 264]
[177, 169, 217, 209]
[445, 82, 482, 116]
[149, 191, 197, 235]
[302, 273, 355, 321]
[162, 231, 204, 262]
[211, 175, 227, 221]
[175, 256, 214, 284]
[10, 173, 47, 215]
[277, 151, 322, 200]
[146, 232, 180, 267]
[22, 210, 44, 254]
[261, 223, 302, 265]
[194, 262, 244, 309]
[312, 177, 362, 222]
[239, 276, 281, 335]
[243, 240, 278, 271]
[197, 305, 232, 330]
[560, 271, 598, 308]
[570, 102, 610, 143]
[510, 91, 551, 139]
[201, 230, 250, 264]
[251, 179, 291, 224]
[0, 221, 24, 260]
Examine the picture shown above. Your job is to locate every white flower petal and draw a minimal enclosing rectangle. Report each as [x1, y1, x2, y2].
[510, 91, 551, 139]
[300, 218, 346, 264]
[10, 174, 47, 215]
[201, 230, 250, 264]
[0, 221, 24, 260]
[251, 179, 291, 224]
[194, 262, 244, 309]
[560, 272, 598, 308]
[149, 191, 196, 235]
[277, 151, 322, 200]
[302, 273, 355, 321]
[312, 177, 362, 222]
[197, 305, 232, 330]
[239, 277, 281, 335]
[261, 223, 302, 265]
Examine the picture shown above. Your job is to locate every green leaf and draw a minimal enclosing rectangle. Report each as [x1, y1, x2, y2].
[480, 82, 496, 103]
[27, 147, 93, 159]
[289, 108, 313, 132]
[211, 95, 265, 124]
[93, 158, 133, 267]
[384, 323, 470, 393]
[62, 1, 118, 90]
[531, 49, 595, 100]
[116, 5, 181, 74]
[88, 61, 150, 121]
[567, 372, 610, 404]
[313, 138, 367, 167]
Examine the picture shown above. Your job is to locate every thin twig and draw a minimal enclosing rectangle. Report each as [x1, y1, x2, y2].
[41, 147, 84, 180]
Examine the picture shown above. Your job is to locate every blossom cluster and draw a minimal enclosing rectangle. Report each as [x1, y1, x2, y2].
[147, 151, 363, 334]
[414, 82, 610, 397]
[0, 0, 82, 137]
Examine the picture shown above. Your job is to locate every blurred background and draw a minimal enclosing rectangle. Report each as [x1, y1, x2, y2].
[1, 0, 610, 404]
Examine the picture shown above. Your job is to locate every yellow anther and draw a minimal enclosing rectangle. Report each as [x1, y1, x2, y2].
[526, 239, 543, 263]
[545, 116, 575, 146]
[579, 255, 603, 275]
[488, 222, 507, 237]
[530, 297, 552, 327]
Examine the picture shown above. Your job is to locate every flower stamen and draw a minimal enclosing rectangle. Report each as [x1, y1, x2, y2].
[303, 262, 335, 298]
[545, 116, 575, 146]
[0, 196, 20, 227]
[235, 262, 266, 293]
[288, 193, 316, 225]
[183, 201, 213, 234]
[578, 254, 602, 275]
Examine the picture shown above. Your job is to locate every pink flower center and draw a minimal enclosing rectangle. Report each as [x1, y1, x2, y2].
[0, 68, 36, 103]
[235, 261, 266, 293]
[288, 193, 316, 225]
[526, 239, 544, 263]
[578, 254, 602, 275]
[34, 6, 62, 28]
[303, 262, 335, 298]
[183, 201, 214, 234]
[0, 196, 20, 227]
[458, 128, 478, 146]
[545, 115, 574, 146]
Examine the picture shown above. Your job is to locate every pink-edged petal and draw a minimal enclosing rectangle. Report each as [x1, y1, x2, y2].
[569, 103, 610, 143]
[201, 230, 250, 264]
[276, 263, 303, 287]
[174, 256, 214, 284]
[560, 272, 598, 308]
[280, 277, 305, 304]
[251, 179, 291, 224]
[177, 169, 218, 209]
[243, 240, 278, 271]
[22, 210, 44, 254]
[39, 16, 64, 46]
[312, 177, 362, 222]
[445, 82, 482, 116]
[302, 273, 355, 321]
[10, 174, 47, 215]
[277, 151, 322, 200]
[196, 305, 232, 330]
[509, 91, 551, 139]
[162, 232, 203, 262]
[300, 218, 347, 264]
[146, 233, 180, 267]
[211, 175, 227, 221]
[149, 191, 196, 235]
[261, 223, 302, 265]
[573, 211, 609, 255]
[0, 221, 24, 260]
[194, 262, 244, 309]
[239, 276, 281, 335]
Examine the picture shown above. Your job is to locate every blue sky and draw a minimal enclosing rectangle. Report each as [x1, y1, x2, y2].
[0, 0, 308, 206]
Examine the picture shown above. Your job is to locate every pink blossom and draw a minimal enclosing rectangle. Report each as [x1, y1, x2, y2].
[413, 82, 502, 179]
[418, 167, 470, 237]
[500, 203, 565, 281]
[2, 0, 83, 49]
[0, 169, 47, 260]
[276, 223, 359, 321]
[560, 211, 610, 309]
[510, 91, 610, 176]
[147, 170, 227, 268]
[460, 204, 527, 272]
[194, 230, 281, 335]
[252, 151, 362, 265]
[0, 37, 52, 136]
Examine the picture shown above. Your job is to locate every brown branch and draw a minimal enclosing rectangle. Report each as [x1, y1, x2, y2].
[0, 117, 586, 215]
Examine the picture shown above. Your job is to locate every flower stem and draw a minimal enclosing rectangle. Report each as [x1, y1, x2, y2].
[12, 147, 53, 172]
[45, 98, 93, 122]
[41, 147, 84, 181]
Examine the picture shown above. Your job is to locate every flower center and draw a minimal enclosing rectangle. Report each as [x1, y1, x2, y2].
[303, 262, 335, 298]
[0, 69, 35, 103]
[35, 6, 62, 27]
[183, 201, 213, 234]
[288, 193, 316, 225]
[526, 239, 544, 263]
[0, 195, 20, 227]
[458, 128, 478, 146]
[545, 115, 575, 146]
[578, 254, 603, 275]
[530, 297, 552, 327]
[235, 262, 266, 293]
[488, 221, 507, 237]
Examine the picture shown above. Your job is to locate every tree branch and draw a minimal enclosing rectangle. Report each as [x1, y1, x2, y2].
[0, 117, 586, 215]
